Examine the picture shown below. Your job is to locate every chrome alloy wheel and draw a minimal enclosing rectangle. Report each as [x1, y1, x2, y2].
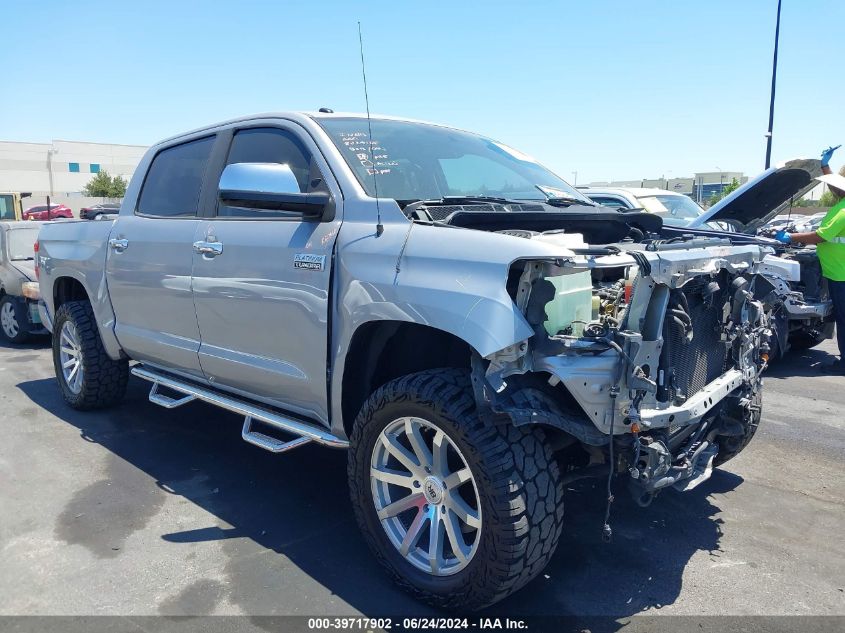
[370, 417, 482, 576]
[1, 301, 19, 339]
[59, 320, 83, 394]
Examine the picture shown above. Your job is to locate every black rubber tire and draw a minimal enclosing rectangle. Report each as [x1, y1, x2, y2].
[788, 331, 827, 352]
[348, 368, 564, 611]
[52, 300, 128, 410]
[0, 295, 31, 344]
[714, 391, 762, 467]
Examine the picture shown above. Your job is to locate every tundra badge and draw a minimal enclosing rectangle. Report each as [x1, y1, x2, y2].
[294, 253, 326, 271]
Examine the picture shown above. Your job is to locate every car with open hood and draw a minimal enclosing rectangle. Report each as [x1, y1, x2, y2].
[583, 159, 832, 357]
[35, 112, 774, 609]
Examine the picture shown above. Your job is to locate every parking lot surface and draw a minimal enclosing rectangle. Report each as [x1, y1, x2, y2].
[0, 336, 843, 618]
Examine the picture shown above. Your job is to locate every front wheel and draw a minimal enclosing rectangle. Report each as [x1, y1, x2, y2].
[0, 296, 30, 343]
[348, 369, 564, 610]
[52, 300, 128, 409]
[788, 330, 828, 351]
[715, 390, 762, 466]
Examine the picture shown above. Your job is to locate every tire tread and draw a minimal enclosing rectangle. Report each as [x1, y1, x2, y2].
[53, 300, 128, 410]
[348, 369, 564, 610]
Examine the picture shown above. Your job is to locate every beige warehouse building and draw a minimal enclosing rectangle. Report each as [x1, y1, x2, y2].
[0, 139, 148, 213]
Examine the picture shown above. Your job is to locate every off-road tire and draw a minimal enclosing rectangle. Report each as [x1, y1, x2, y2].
[788, 331, 827, 352]
[348, 368, 564, 610]
[714, 391, 762, 466]
[52, 300, 128, 410]
[0, 295, 30, 343]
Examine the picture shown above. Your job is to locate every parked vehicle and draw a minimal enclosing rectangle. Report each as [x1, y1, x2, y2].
[757, 215, 796, 236]
[684, 159, 832, 356]
[22, 203, 73, 221]
[36, 113, 773, 609]
[791, 212, 828, 234]
[79, 202, 121, 220]
[582, 159, 832, 358]
[0, 221, 46, 342]
[0, 192, 31, 221]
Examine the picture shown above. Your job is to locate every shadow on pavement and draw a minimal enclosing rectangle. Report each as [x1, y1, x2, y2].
[0, 335, 51, 352]
[17, 375, 741, 621]
[765, 346, 836, 380]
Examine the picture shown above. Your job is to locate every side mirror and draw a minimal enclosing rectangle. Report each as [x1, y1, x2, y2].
[218, 163, 330, 219]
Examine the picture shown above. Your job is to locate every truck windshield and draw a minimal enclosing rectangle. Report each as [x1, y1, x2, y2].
[316, 117, 589, 204]
[7, 228, 39, 260]
[0, 195, 16, 221]
[637, 194, 705, 226]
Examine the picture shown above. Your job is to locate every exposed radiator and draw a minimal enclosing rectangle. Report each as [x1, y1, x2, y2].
[667, 290, 728, 402]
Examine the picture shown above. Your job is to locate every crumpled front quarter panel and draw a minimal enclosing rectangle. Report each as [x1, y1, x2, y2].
[334, 219, 576, 358]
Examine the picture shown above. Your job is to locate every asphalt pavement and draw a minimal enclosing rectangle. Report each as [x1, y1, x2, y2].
[0, 335, 843, 620]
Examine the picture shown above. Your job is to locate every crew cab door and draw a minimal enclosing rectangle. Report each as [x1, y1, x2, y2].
[105, 135, 216, 378]
[191, 124, 342, 425]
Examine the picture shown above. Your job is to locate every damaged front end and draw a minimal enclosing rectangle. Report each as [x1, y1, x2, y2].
[477, 236, 773, 503]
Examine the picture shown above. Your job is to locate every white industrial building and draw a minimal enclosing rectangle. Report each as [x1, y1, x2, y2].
[587, 171, 748, 203]
[0, 139, 148, 213]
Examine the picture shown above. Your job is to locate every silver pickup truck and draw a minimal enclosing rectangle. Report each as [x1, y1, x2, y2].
[36, 112, 773, 610]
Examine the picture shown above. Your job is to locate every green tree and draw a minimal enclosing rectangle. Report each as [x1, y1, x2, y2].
[707, 177, 741, 207]
[819, 189, 840, 208]
[82, 170, 127, 198]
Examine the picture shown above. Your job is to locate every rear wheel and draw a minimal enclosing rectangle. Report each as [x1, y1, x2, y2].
[348, 369, 564, 610]
[0, 296, 30, 343]
[52, 300, 128, 409]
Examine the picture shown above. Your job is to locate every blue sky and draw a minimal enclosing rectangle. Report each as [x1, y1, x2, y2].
[2, 0, 843, 183]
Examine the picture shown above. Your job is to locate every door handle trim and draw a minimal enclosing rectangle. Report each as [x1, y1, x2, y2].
[193, 240, 223, 257]
[108, 238, 129, 252]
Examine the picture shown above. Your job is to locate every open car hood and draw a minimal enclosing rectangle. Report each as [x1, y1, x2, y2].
[687, 158, 822, 233]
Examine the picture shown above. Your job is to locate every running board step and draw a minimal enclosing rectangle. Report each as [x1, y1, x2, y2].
[242, 416, 312, 453]
[149, 382, 197, 409]
[131, 365, 349, 450]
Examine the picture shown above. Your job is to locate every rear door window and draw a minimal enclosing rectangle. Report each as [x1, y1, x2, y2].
[137, 136, 215, 217]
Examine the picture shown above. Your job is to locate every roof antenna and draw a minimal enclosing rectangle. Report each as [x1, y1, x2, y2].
[358, 21, 383, 237]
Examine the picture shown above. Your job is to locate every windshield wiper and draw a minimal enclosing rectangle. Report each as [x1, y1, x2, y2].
[437, 195, 527, 205]
[544, 196, 597, 207]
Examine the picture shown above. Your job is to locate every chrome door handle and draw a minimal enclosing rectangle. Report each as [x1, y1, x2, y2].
[108, 238, 129, 252]
[193, 240, 223, 257]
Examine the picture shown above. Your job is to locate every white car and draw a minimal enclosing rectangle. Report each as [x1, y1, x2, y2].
[581, 187, 734, 231]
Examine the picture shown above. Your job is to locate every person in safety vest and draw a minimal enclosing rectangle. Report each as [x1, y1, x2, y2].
[776, 145, 845, 374]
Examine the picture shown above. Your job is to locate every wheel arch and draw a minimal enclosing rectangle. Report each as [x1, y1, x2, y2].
[339, 320, 473, 439]
[53, 276, 90, 311]
[47, 271, 124, 360]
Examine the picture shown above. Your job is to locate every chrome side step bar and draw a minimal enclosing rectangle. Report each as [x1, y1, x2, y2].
[241, 416, 312, 453]
[131, 365, 349, 450]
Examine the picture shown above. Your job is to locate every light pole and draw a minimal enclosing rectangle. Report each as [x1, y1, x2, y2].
[46, 148, 58, 197]
[717, 166, 723, 195]
[571, 171, 578, 186]
[47, 147, 58, 220]
[764, 0, 782, 169]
